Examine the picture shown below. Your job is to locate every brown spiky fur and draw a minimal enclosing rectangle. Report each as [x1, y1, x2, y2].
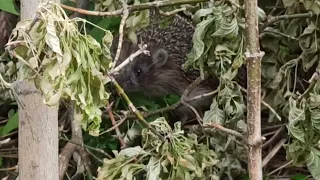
[111, 10, 216, 124]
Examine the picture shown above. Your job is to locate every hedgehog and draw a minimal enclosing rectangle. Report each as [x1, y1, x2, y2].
[110, 10, 217, 125]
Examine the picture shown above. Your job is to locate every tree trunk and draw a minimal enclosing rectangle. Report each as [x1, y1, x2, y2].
[244, 0, 264, 179]
[16, 0, 59, 179]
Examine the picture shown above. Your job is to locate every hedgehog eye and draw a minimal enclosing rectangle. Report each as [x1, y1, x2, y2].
[135, 69, 142, 77]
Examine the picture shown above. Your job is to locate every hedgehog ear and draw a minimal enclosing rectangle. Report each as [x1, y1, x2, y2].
[152, 49, 168, 67]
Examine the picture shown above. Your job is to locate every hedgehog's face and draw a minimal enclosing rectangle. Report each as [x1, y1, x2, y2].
[114, 48, 169, 95]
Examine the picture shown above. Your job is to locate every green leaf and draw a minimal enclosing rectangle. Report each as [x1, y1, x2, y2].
[211, 17, 239, 38]
[203, 99, 226, 124]
[0, 0, 19, 15]
[186, 18, 215, 63]
[192, 8, 213, 23]
[290, 173, 308, 180]
[128, 92, 159, 111]
[89, 17, 121, 41]
[0, 110, 18, 136]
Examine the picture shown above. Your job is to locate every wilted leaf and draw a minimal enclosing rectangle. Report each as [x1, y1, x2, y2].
[303, 0, 320, 15]
[146, 156, 161, 180]
[118, 146, 147, 158]
[282, 0, 297, 7]
[192, 8, 213, 23]
[203, 99, 226, 124]
[287, 98, 306, 143]
[45, 19, 63, 57]
[186, 18, 215, 63]
[211, 17, 239, 38]
[306, 148, 320, 179]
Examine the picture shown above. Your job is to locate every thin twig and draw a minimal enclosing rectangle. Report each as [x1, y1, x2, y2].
[182, 77, 204, 99]
[188, 89, 219, 101]
[267, 0, 281, 18]
[108, 75, 165, 140]
[59, 137, 112, 159]
[0, 138, 11, 148]
[111, 0, 129, 69]
[181, 77, 205, 125]
[0, 166, 17, 171]
[261, 12, 314, 30]
[262, 126, 285, 149]
[203, 124, 245, 139]
[60, 0, 209, 17]
[100, 115, 127, 135]
[180, 100, 203, 125]
[241, 87, 281, 121]
[297, 70, 319, 100]
[259, 29, 297, 40]
[159, 7, 187, 16]
[262, 138, 287, 168]
[109, 44, 149, 75]
[267, 160, 293, 176]
[86, 149, 103, 163]
[105, 101, 126, 148]
[110, 88, 218, 121]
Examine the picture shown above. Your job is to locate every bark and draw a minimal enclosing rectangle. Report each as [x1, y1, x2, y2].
[244, 0, 264, 179]
[0, 11, 18, 51]
[17, 0, 59, 179]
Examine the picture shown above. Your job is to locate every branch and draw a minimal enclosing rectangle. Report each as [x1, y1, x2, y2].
[109, 44, 149, 75]
[100, 114, 127, 135]
[158, 7, 187, 16]
[105, 101, 126, 148]
[60, 0, 208, 17]
[59, 137, 112, 159]
[181, 77, 205, 125]
[297, 70, 320, 101]
[262, 138, 287, 167]
[244, 0, 264, 179]
[108, 87, 219, 121]
[111, 0, 129, 69]
[203, 124, 245, 140]
[240, 87, 281, 121]
[74, 147, 93, 179]
[261, 12, 314, 30]
[262, 126, 284, 149]
[108, 75, 165, 140]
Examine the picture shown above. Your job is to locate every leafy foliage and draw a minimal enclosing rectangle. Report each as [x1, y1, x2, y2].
[93, 0, 151, 43]
[2, 2, 112, 136]
[184, 1, 246, 80]
[97, 118, 219, 180]
[1, 0, 320, 179]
